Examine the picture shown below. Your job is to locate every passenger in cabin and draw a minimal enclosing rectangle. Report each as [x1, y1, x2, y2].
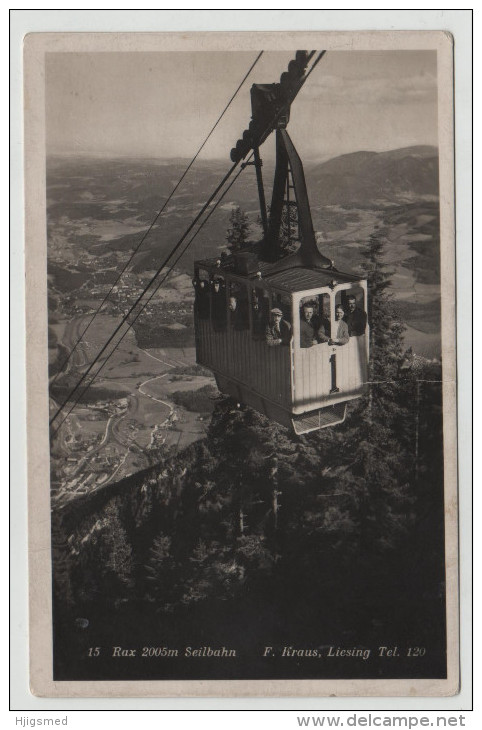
[316, 309, 332, 344]
[228, 295, 239, 328]
[195, 279, 210, 319]
[251, 293, 266, 338]
[212, 279, 227, 330]
[228, 295, 249, 331]
[328, 305, 349, 346]
[343, 295, 367, 336]
[265, 308, 292, 347]
[299, 302, 322, 348]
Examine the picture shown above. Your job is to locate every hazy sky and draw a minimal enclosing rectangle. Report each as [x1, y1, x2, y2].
[45, 50, 438, 161]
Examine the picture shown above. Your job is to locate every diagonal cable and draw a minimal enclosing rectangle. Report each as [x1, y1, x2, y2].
[50, 160, 239, 426]
[51, 51, 264, 385]
[50, 159, 252, 436]
[50, 51, 327, 428]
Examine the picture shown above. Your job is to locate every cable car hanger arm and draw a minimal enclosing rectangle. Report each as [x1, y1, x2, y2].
[229, 50, 331, 271]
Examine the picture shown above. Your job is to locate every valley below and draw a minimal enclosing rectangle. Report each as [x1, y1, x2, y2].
[48, 148, 442, 500]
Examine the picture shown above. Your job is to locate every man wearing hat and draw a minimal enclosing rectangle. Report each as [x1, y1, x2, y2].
[265, 307, 292, 347]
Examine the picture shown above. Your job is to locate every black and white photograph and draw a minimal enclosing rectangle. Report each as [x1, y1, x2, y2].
[23, 30, 458, 697]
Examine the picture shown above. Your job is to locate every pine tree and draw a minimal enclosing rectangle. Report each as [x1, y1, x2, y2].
[226, 207, 250, 252]
[328, 230, 414, 551]
[278, 202, 300, 255]
[361, 231, 406, 399]
[259, 203, 300, 257]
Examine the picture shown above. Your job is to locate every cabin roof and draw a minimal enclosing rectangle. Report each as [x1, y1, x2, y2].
[195, 256, 364, 293]
[261, 266, 362, 292]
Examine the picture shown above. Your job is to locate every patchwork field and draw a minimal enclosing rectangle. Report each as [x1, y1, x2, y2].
[48, 150, 442, 500]
[49, 313, 215, 502]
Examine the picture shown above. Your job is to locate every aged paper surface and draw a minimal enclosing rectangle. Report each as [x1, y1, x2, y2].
[25, 30, 458, 698]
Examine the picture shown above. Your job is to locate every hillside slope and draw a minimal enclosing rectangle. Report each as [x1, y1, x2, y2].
[306, 146, 439, 205]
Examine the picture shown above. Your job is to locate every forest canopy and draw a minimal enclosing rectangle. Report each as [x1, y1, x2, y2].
[51, 227, 446, 681]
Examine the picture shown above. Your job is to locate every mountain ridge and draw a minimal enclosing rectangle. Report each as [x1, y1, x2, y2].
[306, 145, 439, 205]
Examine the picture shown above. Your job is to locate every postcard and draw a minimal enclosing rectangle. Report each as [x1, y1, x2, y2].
[24, 30, 458, 697]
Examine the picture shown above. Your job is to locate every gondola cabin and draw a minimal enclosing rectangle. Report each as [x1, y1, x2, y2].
[193, 51, 369, 433]
[193, 257, 368, 434]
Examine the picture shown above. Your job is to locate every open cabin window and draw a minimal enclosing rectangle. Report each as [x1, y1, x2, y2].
[264, 289, 293, 347]
[251, 285, 270, 340]
[211, 275, 227, 331]
[298, 292, 330, 348]
[193, 268, 210, 320]
[336, 285, 367, 338]
[228, 281, 249, 331]
[317, 292, 331, 343]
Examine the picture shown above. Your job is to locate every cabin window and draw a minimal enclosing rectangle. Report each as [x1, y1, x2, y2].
[264, 291, 293, 347]
[337, 286, 367, 337]
[211, 276, 227, 331]
[228, 282, 249, 331]
[193, 269, 210, 320]
[251, 286, 270, 340]
[316, 293, 331, 343]
[298, 294, 330, 348]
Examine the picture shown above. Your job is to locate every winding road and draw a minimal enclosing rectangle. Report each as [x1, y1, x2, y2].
[51, 315, 200, 497]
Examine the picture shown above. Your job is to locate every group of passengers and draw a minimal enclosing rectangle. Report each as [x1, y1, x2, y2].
[193, 278, 367, 348]
[266, 297, 367, 349]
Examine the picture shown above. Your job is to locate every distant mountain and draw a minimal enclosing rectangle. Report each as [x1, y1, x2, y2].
[306, 146, 439, 205]
[47, 147, 441, 357]
[47, 145, 439, 213]
[46, 145, 440, 278]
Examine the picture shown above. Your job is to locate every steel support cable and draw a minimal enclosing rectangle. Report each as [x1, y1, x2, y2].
[50, 51, 327, 429]
[50, 159, 252, 437]
[137, 156, 254, 316]
[305, 50, 325, 79]
[49, 159, 240, 427]
[51, 50, 264, 385]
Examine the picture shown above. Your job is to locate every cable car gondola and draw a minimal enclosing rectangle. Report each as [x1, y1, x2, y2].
[193, 52, 369, 435]
[49, 51, 368, 439]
